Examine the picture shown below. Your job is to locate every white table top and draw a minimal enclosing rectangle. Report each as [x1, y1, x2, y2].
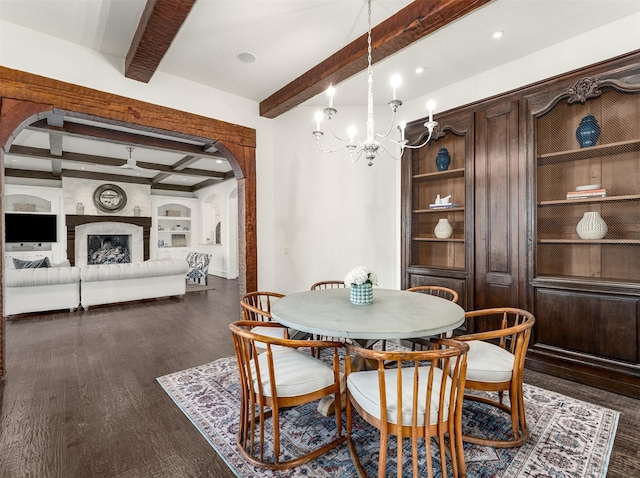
[271, 288, 465, 340]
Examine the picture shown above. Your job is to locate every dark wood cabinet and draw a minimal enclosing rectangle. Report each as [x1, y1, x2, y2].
[473, 99, 526, 312]
[401, 49, 640, 398]
[526, 59, 640, 397]
[402, 110, 474, 311]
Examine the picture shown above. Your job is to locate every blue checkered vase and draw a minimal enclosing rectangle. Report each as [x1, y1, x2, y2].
[350, 283, 373, 305]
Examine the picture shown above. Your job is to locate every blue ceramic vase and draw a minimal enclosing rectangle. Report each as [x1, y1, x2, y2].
[575, 115, 600, 148]
[435, 148, 451, 171]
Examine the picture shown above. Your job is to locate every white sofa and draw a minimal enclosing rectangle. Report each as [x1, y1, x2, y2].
[80, 259, 188, 309]
[4, 266, 81, 316]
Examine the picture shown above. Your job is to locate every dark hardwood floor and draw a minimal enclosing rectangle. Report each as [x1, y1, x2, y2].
[1, 277, 638, 477]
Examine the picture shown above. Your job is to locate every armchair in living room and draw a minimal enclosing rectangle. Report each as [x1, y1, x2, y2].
[185, 252, 211, 285]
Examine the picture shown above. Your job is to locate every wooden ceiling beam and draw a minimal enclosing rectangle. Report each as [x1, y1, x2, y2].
[27, 119, 225, 159]
[259, 0, 491, 119]
[7, 145, 226, 179]
[125, 0, 198, 83]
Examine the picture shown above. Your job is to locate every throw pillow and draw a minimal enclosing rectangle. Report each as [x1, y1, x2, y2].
[13, 257, 51, 269]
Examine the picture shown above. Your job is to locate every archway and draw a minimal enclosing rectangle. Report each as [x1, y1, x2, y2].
[0, 66, 258, 378]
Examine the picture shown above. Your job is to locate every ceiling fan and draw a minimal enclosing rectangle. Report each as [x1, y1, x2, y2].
[94, 146, 150, 172]
[119, 146, 147, 170]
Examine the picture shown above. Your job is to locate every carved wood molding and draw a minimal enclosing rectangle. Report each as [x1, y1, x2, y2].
[566, 77, 602, 104]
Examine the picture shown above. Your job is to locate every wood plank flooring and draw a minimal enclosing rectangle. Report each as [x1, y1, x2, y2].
[0, 277, 638, 477]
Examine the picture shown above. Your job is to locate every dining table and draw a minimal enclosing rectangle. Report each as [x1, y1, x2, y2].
[271, 287, 465, 343]
[271, 287, 465, 415]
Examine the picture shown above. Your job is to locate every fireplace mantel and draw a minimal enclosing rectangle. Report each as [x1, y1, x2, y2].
[66, 215, 151, 266]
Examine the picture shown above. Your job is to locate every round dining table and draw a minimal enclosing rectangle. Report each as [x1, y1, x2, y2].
[271, 288, 465, 342]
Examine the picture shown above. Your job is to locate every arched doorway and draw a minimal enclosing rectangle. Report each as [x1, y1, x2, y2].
[0, 66, 258, 378]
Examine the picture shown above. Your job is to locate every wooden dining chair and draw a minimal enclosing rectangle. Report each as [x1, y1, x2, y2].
[401, 286, 459, 351]
[345, 338, 469, 478]
[455, 307, 535, 448]
[229, 320, 346, 470]
[310, 280, 347, 290]
[309, 280, 348, 355]
[240, 291, 289, 341]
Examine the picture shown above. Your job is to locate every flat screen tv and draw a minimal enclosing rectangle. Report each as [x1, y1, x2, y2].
[5, 213, 57, 243]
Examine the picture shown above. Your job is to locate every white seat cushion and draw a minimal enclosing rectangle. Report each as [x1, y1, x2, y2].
[463, 340, 514, 383]
[250, 325, 287, 339]
[347, 366, 452, 426]
[252, 348, 336, 397]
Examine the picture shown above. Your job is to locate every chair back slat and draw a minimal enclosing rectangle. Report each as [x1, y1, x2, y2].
[240, 291, 284, 322]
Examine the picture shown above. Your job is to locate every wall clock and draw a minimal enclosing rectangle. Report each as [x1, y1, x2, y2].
[93, 184, 127, 213]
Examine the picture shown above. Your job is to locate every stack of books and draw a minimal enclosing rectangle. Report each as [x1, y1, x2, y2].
[566, 186, 608, 200]
[429, 203, 460, 209]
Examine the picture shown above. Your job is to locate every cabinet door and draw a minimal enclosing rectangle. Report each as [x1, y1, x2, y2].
[474, 100, 525, 312]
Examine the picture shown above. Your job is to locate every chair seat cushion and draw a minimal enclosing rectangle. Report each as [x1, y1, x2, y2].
[347, 366, 452, 426]
[463, 340, 514, 383]
[253, 348, 336, 398]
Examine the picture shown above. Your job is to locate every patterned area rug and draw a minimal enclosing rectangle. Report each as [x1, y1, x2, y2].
[157, 356, 619, 478]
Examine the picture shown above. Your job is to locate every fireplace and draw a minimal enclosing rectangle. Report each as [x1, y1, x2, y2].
[87, 234, 131, 264]
[66, 215, 151, 266]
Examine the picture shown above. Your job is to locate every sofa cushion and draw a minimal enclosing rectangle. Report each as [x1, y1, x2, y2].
[5, 266, 81, 287]
[80, 259, 189, 282]
[13, 257, 51, 269]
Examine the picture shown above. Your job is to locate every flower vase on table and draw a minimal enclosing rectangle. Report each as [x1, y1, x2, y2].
[344, 266, 378, 305]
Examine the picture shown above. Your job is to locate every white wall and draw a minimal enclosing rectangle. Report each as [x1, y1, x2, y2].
[3, 13, 639, 294]
[195, 180, 239, 279]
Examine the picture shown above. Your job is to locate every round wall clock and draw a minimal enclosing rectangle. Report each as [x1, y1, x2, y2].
[93, 184, 127, 213]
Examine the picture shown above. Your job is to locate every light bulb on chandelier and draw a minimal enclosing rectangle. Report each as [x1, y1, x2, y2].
[312, 0, 438, 166]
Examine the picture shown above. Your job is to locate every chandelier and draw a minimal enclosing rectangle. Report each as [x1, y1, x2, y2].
[312, 0, 438, 166]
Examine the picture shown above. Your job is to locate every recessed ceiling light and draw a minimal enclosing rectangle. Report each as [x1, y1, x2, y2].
[237, 52, 256, 64]
[216, 159, 223, 164]
[415, 66, 425, 74]
[10, 158, 17, 162]
[493, 30, 504, 40]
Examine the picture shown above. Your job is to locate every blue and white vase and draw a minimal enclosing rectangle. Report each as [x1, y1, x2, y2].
[350, 283, 373, 305]
[575, 115, 600, 148]
[435, 148, 451, 171]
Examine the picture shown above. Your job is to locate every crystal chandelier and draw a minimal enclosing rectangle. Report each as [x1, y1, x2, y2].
[312, 0, 438, 166]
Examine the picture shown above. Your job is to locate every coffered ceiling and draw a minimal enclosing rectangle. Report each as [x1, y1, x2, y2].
[2, 0, 639, 192]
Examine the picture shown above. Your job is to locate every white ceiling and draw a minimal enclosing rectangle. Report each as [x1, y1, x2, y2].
[2, 0, 640, 187]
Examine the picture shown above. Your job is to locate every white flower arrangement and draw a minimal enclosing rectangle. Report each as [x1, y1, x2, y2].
[344, 266, 378, 287]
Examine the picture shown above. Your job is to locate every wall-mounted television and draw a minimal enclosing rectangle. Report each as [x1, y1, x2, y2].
[4, 213, 58, 243]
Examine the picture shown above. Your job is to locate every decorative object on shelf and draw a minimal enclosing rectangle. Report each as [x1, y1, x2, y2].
[344, 266, 378, 305]
[434, 218, 453, 239]
[171, 234, 187, 247]
[435, 147, 451, 171]
[76, 202, 84, 215]
[93, 183, 127, 213]
[14, 203, 36, 212]
[429, 195, 459, 209]
[575, 114, 601, 148]
[166, 210, 181, 217]
[134, 206, 141, 217]
[566, 188, 608, 200]
[312, 0, 438, 166]
[576, 211, 608, 239]
[158, 240, 166, 247]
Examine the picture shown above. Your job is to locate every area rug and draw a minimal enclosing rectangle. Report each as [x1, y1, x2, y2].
[157, 356, 619, 478]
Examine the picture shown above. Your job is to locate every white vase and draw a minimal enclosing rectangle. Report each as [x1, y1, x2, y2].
[576, 211, 607, 240]
[434, 218, 453, 239]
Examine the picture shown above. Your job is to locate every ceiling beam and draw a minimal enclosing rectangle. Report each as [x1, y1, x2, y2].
[7, 145, 227, 179]
[172, 155, 201, 170]
[125, 0, 198, 83]
[259, 0, 492, 119]
[27, 119, 225, 159]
